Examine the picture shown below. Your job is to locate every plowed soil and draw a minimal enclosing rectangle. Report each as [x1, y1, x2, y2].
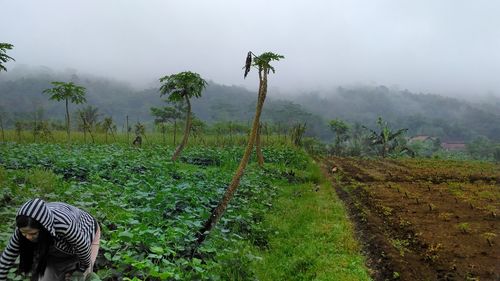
[323, 157, 500, 281]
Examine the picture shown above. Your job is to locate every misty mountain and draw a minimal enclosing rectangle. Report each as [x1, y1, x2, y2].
[1, 69, 499, 142]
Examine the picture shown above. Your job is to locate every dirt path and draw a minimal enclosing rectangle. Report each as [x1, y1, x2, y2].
[322, 157, 500, 281]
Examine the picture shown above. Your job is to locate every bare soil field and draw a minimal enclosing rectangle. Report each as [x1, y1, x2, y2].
[323, 157, 500, 281]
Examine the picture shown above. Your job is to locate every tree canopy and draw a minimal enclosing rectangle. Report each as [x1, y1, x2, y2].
[0, 43, 15, 72]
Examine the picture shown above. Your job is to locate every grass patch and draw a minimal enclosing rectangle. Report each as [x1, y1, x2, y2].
[254, 163, 371, 281]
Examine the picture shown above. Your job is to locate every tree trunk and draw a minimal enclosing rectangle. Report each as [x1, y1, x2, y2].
[126, 115, 130, 144]
[80, 114, 87, 144]
[0, 115, 4, 142]
[162, 124, 166, 145]
[196, 69, 268, 246]
[65, 98, 70, 143]
[255, 122, 264, 167]
[172, 97, 191, 161]
[173, 119, 177, 146]
[89, 128, 95, 144]
[33, 110, 37, 142]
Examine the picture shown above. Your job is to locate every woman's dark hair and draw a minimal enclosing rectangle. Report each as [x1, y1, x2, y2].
[16, 215, 54, 281]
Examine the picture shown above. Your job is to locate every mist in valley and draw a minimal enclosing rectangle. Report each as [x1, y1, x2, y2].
[1, 1, 500, 144]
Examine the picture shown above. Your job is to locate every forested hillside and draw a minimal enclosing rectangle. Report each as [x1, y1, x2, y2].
[1, 67, 499, 141]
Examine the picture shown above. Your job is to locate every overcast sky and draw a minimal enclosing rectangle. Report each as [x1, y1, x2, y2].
[1, 0, 500, 97]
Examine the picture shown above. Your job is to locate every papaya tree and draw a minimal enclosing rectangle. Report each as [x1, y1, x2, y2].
[158, 72, 207, 161]
[0, 43, 15, 72]
[196, 51, 284, 246]
[43, 82, 86, 142]
[134, 121, 147, 145]
[100, 116, 116, 143]
[151, 105, 184, 146]
[78, 105, 99, 143]
[364, 117, 408, 158]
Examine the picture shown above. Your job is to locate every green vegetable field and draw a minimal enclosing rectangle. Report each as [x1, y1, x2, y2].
[0, 143, 370, 280]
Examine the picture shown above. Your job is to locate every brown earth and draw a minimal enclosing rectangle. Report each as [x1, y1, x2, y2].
[323, 157, 500, 281]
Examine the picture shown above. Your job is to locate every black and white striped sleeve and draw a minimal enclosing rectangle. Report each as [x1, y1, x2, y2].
[0, 230, 21, 280]
[64, 221, 91, 272]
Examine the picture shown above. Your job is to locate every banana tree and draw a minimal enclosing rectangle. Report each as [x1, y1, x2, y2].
[364, 117, 408, 158]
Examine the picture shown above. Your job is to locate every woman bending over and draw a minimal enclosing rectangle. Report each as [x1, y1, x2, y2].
[0, 198, 100, 281]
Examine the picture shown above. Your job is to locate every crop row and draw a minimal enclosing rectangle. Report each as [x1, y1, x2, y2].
[0, 143, 311, 280]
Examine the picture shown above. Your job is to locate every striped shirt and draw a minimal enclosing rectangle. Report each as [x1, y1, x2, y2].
[0, 199, 97, 280]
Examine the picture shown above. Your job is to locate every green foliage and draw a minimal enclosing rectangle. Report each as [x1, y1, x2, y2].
[290, 122, 307, 147]
[99, 117, 116, 143]
[0, 143, 311, 280]
[159, 72, 207, 102]
[134, 122, 145, 136]
[252, 52, 285, 74]
[364, 117, 409, 158]
[0, 43, 15, 72]
[2, 69, 500, 142]
[42, 81, 87, 141]
[151, 106, 183, 124]
[457, 222, 470, 234]
[244, 51, 284, 78]
[466, 136, 496, 160]
[78, 106, 100, 129]
[494, 146, 500, 163]
[329, 119, 350, 156]
[43, 81, 87, 104]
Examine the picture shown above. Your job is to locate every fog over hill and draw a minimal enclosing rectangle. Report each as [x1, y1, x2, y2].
[2, 1, 500, 98]
[1, 67, 499, 142]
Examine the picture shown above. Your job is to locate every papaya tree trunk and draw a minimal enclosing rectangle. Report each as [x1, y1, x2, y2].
[172, 97, 191, 161]
[0, 114, 4, 142]
[196, 69, 268, 246]
[255, 122, 264, 167]
[173, 119, 177, 146]
[65, 98, 70, 143]
[89, 127, 95, 144]
[126, 115, 130, 144]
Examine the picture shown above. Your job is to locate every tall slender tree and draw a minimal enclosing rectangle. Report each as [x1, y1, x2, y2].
[0, 106, 6, 142]
[43, 82, 86, 142]
[255, 122, 264, 166]
[196, 51, 284, 246]
[158, 72, 207, 161]
[0, 43, 15, 72]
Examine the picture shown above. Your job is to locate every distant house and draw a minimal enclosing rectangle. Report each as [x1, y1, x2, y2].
[441, 141, 466, 151]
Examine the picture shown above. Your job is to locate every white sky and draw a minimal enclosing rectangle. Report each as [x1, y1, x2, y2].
[1, 0, 500, 97]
